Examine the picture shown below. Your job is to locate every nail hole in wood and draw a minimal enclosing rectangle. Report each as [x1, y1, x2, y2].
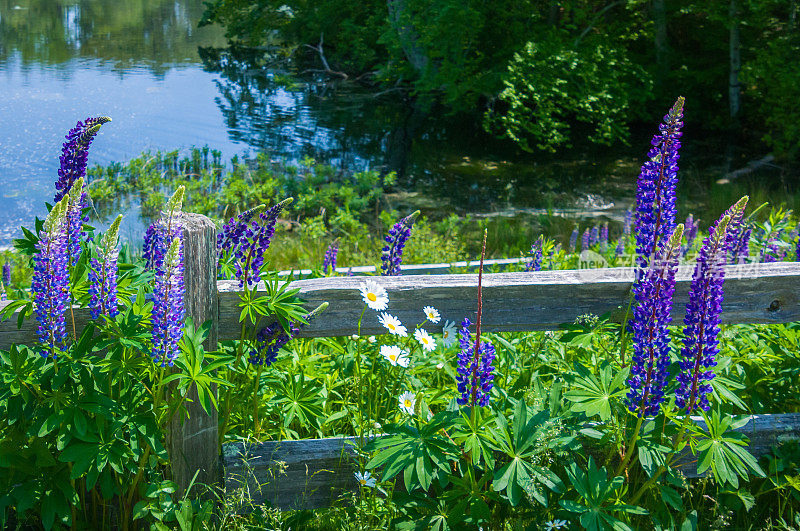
[768, 299, 781, 312]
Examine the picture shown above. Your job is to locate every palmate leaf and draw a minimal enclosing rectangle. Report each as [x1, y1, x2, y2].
[565, 363, 629, 421]
[695, 410, 765, 488]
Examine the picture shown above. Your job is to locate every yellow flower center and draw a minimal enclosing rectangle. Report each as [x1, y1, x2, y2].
[404, 400, 412, 408]
[367, 292, 377, 302]
[388, 323, 396, 331]
[359, 479, 367, 485]
[443, 331, 449, 338]
[389, 354, 397, 362]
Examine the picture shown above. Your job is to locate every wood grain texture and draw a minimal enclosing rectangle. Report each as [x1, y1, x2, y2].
[168, 213, 220, 494]
[219, 262, 800, 339]
[223, 414, 800, 508]
[276, 257, 528, 278]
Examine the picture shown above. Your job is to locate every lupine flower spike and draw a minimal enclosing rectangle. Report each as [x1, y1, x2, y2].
[32, 196, 70, 358]
[151, 236, 185, 367]
[455, 230, 495, 407]
[381, 211, 420, 276]
[590, 225, 600, 247]
[249, 302, 328, 366]
[55, 116, 111, 203]
[1, 262, 9, 301]
[626, 224, 684, 416]
[64, 177, 88, 266]
[581, 229, 590, 251]
[232, 198, 293, 287]
[569, 226, 578, 253]
[635, 97, 684, 272]
[88, 214, 122, 320]
[144, 186, 185, 270]
[216, 205, 265, 263]
[322, 238, 340, 275]
[525, 236, 544, 271]
[600, 223, 609, 253]
[676, 197, 747, 413]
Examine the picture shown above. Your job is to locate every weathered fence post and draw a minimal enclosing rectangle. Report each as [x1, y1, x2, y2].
[169, 212, 219, 493]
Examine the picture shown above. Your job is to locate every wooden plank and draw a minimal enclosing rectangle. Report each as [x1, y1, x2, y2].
[218, 262, 800, 339]
[276, 257, 529, 278]
[168, 213, 220, 494]
[222, 413, 800, 509]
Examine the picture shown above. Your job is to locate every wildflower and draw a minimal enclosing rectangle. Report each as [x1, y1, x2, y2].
[455, 318, 496, 407]
[733, 225, 752, 264]
[379, 313, 407, 337]
[143, 187, 185, 270]
[675, 198, 747, 413]
[2, 262, 9, 288]
[423, 306, 441, 323]
[354, 471, 376, 488]
[600, 223, 609, 253]
[249, 303, 328, 366]
[442, 320, 457, 347]
[626, 225, 683, 416]
[414, 329, 436, 352]
[359, 280, 389, 311]
[569, 227, 578, 253]
[368, 336, 377, 343]
[543, 520, 568, 531]
[351, 334, 359, 340]
[381, 345, 410, 367]
[32, 196, 70, 358]
[623, 208, 633, 236]
[581, 228, 590, 251]
[227, 198, 293, 287]
[216, 205, 265, 262]
[88, 214, 121, 320]
[525, 236, 544, 272]
[322, 239, 339, 274]
[151, 235, 185, 367]
[683, 213, 699, 256]
[381, 211, 419, 276]
[589, 225, 599, 247]
[398, 391, 416, 415]
[64, 177, 88, 265]
[54, 116, 111, 203]
[634, 97, 684, 270]
[615, 237, 625, 258]
[436, 362, 444, 370]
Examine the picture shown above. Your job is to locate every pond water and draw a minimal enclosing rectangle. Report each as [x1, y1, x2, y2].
[0, 0, 749, 246]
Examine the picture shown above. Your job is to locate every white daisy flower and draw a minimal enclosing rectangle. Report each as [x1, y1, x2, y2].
[354, 471, 376, 488]
[351, 334, 359, 340]
[379, 313, 407, 337]
[436, 362, 444, 370]
[367, 336, 377, 343]
[359, 280, 388, 311]
[422, 306, 441, 323]
[381, 345, 410, 367]
[398, 391, 416, 415]
[543, 520, 568, 530]
[442, 320, 457, 347]
[414, 328, 436, 352]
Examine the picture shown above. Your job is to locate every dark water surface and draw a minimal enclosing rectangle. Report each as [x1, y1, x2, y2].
[0, 0, 751, 246]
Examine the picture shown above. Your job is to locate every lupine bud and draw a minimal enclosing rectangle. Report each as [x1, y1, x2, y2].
[381, 211, 419, 276]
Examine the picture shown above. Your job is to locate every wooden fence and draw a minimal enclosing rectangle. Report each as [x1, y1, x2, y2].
[2, 213, 800, 509]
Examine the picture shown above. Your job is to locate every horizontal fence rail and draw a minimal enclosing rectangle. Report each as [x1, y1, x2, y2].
[277, 257, 529, 278]
[223, 413, 800, 510]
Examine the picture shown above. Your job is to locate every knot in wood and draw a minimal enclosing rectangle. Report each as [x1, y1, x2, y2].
[768, 299, 781, 312]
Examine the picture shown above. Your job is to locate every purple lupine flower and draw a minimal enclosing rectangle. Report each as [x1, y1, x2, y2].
[623, 209, 633, 236]
[675, 198, 746, 413]
[151, 235, 185, 367]
[525, 236, 544, 272]
[381, 211, 419, 276]
[634, 97, 684, 272]
[55, 117, 111, 203]
[600, 223, 609, 253]
[626, 225, 683, 416]
[88, 215, 121, 320]
[733, 225, 752, 264]
[581, 229, 590, 251]
[216, 205, 265, 260]
[322, 239, 340, 275]
[2, 263, 10, 287]
[759, 227, 786, 263]
[32, 198, 70, 358]
[589, 225, 599, 247]
[455, 318, 496, 407]
[683, 214, 699, 256]
[249, 303, 329, 366]
[227, 198, 293, 287]
[569, 227, 579, 253]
